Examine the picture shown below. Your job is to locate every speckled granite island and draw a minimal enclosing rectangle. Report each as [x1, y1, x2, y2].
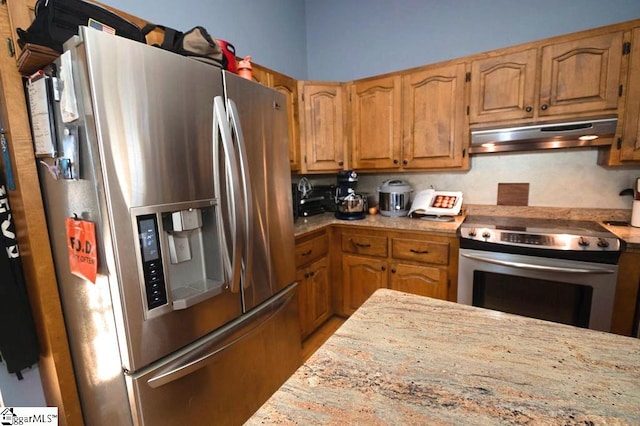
[247, 289, 640, 425]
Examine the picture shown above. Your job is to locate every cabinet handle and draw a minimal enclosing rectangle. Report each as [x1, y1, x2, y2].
[301, 250, 312, 256]
[391, 268, 396, 274]
[338, 161, 344, 166]
[541, 104, 548, 111]
[309, 271, 315, 277]
[381, 266, 386, 271]
[402, 160, 408, 165]
[393, 159, 399, 164]
[350, 239, 371, 248]
[525, 106, 532, 112]
[304, 272, 310, 278]
[410, 249, 430, 254]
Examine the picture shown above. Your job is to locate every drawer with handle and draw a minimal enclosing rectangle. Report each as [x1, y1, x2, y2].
[341, 232, 388, 258]
[392, 237, 449, 265]
[295, 232, 329, 267]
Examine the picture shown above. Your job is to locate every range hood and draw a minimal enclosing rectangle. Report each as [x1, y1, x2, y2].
[469, 117, 617, 154]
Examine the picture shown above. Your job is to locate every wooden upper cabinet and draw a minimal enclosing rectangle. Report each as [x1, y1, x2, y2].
[270, 71, 301, 170]
[349, 75, 402, 169]
[250, 62, 271, 86]
[618, 27, 640, 161]
[298, 81, 346, 173]
[470, 32, 624, 125]
[6, 0, 37, 60]
[249, 63, 301, 171]
[539, 31, 623, 117]
[470, 49, 537, 123]
[402, 62, 469, 169]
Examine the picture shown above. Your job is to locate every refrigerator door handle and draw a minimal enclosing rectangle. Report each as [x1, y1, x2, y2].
[213, 96, 244, 293]
[145, 284, 297, 389]
[227, 98, 254, 289]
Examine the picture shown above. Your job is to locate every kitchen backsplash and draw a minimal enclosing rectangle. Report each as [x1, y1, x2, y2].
[295, 149, 640, 211]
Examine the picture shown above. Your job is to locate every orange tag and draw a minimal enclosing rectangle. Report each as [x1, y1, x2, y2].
[65, 217, 98, 283]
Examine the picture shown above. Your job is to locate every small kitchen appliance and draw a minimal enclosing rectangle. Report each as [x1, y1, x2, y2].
[292, 182, 336, 218]
[335, 170, 366, 220]
[378, 179, 412, 217]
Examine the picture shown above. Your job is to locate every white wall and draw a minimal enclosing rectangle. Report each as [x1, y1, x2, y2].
[357, 149, 639, 210]
[0, 366, 46, 407]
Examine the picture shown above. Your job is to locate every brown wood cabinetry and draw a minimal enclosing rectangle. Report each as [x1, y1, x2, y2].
[611, 250, 640, 336]
[618, 27, 640, 161]
[470, 49, 537, 123]
[350, 62, 469, 171]
[295, 230, 332, 339]
[349, 75, 402, 169]
[298, 81, 347, 173]
[247, 63, 301, 171]
[338, 228, 457, 315]
[402, 62, 469, 169]
[470, 32, 624, 125]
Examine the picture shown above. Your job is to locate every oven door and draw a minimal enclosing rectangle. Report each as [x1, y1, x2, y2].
[458, 248, 618, 332]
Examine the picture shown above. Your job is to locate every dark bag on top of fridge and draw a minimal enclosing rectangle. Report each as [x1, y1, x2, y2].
[16, 0, 145, 53]
[141, 24, 228, 69]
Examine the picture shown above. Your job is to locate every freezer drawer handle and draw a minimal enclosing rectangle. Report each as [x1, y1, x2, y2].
[146, 288, 295, 389]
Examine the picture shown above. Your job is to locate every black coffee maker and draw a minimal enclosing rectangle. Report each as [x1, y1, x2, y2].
[335, 170, 366, 220]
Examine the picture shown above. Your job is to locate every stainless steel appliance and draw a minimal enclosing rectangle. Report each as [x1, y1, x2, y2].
[457, 216, 622, 332]
[335, 170, 366, 220]
[37, 27, 300, 425]
[378, 179, 412, 217]
[470, 117, 617, 153]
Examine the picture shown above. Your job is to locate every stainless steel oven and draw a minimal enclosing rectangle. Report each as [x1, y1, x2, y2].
[457, 216, 623, 332]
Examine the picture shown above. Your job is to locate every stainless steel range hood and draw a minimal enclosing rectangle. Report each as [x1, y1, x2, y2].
[469, 117, 617, 154]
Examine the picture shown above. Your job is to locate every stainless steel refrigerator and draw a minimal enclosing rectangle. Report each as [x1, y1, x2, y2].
[37, 27, 301, 425]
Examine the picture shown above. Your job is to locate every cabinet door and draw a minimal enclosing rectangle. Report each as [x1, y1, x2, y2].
[297, 257, 331, 339]
[299, 81, 346, 173]
[403, 62, 469, 169]
[539, 32, 623, 117]
[342, 254, 388, 315]
[389, 263, 448, 300]
[250, 63, 272, 86]
[469, 49, 537, 123]
[6, 0, 37, 60]
[620, 28, 640, 161]
[350, 76, 402, 169]
[270, 71, 301, 171]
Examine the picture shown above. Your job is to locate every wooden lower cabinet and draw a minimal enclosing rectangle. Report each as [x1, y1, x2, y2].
[295, 230, 332, 339]
[297, 257, 331, 339]
[389, 262, 448, 299]
[342, 254, 388, 315]
[338, 227, 457, 316]
[611, 250, 640, 336]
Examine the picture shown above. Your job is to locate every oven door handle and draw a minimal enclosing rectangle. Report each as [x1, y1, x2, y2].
[460, 252, 615, 274]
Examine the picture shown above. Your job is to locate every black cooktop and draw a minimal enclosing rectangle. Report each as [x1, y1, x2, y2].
[461, 215, 614, 237]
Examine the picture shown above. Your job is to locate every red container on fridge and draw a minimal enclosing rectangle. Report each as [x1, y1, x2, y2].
[217, 39, 237, 73]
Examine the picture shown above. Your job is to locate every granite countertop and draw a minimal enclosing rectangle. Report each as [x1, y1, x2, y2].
[247, 289, 640, 425]
[294, 213, 464, 237]
[294, 207, 640, 250]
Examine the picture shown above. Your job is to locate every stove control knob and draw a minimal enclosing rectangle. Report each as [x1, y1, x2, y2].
[578, 237, 590, 247]
[467, 228, 477, 237]
[482, 231, 491, 239]
[597, 238, 610, 248]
